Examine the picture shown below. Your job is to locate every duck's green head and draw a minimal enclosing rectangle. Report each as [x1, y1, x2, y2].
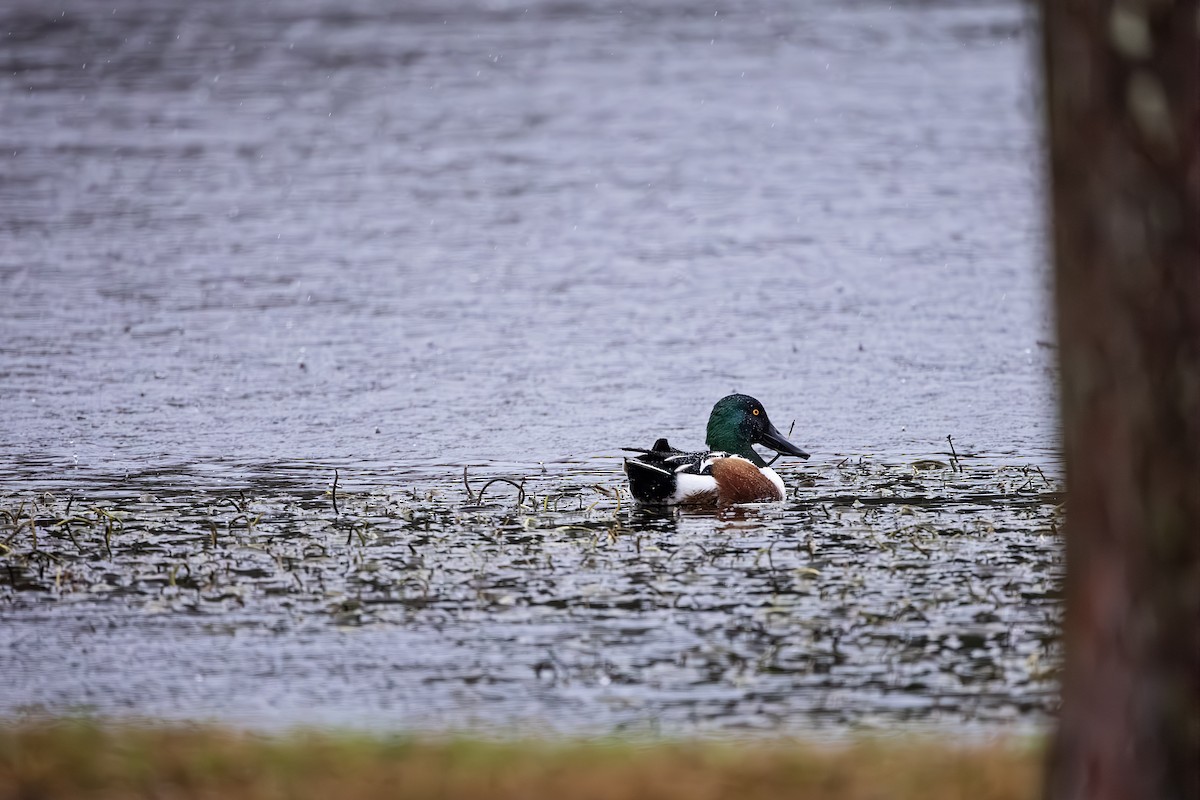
[705, 394, 811, 468]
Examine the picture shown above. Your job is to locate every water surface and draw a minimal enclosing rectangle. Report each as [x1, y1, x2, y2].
[0, 0, 1059, 736]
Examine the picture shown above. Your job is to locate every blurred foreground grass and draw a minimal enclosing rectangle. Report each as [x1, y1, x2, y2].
[0, 723, 1039, 800]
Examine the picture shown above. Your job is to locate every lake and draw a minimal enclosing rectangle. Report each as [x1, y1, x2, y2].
[0, 0, 1060, 736]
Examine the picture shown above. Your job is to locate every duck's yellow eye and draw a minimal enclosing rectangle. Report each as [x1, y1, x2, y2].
[752, 409, 760, 416]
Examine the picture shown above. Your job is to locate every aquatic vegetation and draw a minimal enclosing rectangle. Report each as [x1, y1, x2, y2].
[0, 457, 1064, 734]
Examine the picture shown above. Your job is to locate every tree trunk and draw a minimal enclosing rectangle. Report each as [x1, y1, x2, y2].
[1041, 2, 1200, 800]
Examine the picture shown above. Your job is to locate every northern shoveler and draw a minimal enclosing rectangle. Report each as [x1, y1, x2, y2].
[623, 394, 810, 506]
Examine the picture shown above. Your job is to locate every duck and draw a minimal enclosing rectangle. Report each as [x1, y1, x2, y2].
[622, 394, 810, 506]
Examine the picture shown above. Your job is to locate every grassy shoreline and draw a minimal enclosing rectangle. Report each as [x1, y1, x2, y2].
[0, 722, 1041, 800]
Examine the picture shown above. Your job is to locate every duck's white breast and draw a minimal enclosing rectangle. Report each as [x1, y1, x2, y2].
[761, 467, 786, 499]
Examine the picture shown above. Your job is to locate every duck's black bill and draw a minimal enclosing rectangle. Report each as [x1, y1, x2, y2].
[760, 423, 810, 460]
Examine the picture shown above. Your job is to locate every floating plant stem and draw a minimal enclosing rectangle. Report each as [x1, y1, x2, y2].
[947, 434, 961, 472]
[331, 469, 340, 516]
[765, 419, 797, 467]
[462, 466, 475, 503]
[476, 478, 526, 506]
[1034, 465, 1053, 489]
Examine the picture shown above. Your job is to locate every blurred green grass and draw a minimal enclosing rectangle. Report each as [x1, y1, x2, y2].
[0, 722, 1040, 800]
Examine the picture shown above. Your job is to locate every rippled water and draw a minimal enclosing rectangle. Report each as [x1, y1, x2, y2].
[2, 460, 1063, 736]
[0, 0, 1058, 735]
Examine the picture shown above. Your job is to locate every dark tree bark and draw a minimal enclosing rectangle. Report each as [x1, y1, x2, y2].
[1042, 2, 1200, 800]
